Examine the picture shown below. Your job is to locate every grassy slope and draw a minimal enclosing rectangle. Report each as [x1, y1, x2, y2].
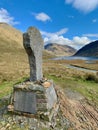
[0, 23, 98, 108]
[0, 24, 55, 97]
[0, 39, 55, 97]
[43, 60, 98, 107]
[0, 23, 29, 97]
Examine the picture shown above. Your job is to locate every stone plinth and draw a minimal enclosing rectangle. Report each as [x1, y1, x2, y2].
[8, 26, 58, 121]
[10, 80, 57, 115]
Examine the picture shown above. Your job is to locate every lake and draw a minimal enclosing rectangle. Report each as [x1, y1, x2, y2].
[66, 64, 97, 73]
[52, 56, 98, 73]
[52, 56, 98, 61]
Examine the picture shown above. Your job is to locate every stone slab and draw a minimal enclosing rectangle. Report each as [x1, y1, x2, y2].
[45, 82, 57, 109]
[14, 91, 37, 114]
[12, 80, 57, 114]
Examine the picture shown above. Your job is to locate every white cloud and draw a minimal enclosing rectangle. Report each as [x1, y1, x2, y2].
[0, 8, 19, 25]
[41, 28, 68, 37]
[65, 0, 98, 13]
[92, 19, 97, 23]
[73, 36, 90, 45]
[41, 29, 91, 49]
[41, 28, 70, 46]
[56, 28, 68, 35]
[83, 33, 98, 38]
[32, 12, 51, 22]
[44, 35, 73, 46]
[72, 36, 91, 48]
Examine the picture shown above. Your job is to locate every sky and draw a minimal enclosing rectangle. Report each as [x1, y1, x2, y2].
[0, 0, 98, 50]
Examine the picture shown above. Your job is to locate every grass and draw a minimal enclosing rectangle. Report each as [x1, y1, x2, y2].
[43, 60, 98, 107]
[74, 81, 98, 105]
[51, 59, 98, 71]
[0, 76, 28, 98]
[0, 81, 13, 98]
[0, 26, 98, 108]
[47, 74, 98, 106]
[0, 44, 98, 107]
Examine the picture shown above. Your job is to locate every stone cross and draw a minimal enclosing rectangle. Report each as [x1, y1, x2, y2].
[23, 27, 44, 81]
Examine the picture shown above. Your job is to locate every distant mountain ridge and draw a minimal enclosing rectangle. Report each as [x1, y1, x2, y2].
[0, 22, 55, 59]
[0, 23, 76, 57]
[74, 40, 98, 57]
[44, 43, 76, 56]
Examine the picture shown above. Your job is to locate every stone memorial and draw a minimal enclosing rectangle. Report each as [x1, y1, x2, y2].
[23, 27, 43, 81]
[8, 27, 58, 119]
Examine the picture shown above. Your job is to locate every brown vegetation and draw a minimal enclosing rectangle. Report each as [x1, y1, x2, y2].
[0, 23, 98, 129]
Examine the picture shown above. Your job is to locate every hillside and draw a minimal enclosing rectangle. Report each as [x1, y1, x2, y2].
[44, 43, 76, 56]
[0, 23, 55, 84]
[0, 23, 98, 130]
[0, 22, 23, 47]
[0, 23, 27, 81]
[75, 40, 98, 57]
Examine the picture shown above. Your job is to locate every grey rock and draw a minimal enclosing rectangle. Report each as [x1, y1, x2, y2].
[29, 126, 36, 130]
[45, 82, 57, 109]
[20, 122, 25, 128]
[1, 121, 6, 126]
[28, 84, 45, 92]
[13, 80, 57, 114]
[14, 91, 37, 114]
[0, 127, 6, 130]
[23, 27, 44, 81]
[5, 123, 10, 129]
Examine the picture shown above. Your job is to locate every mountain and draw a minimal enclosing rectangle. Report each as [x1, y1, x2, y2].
[0, 23, 28, 83]
[0, 23, 98, 130]
[0, 22, 23, 47]
[75, 40, 98, 57]
[44, 43, 77, 56]
[0, 23, 55, 83]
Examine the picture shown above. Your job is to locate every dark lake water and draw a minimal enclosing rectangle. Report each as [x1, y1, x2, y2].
[52, 56, 98, 61]
[52, 56, 98, 73]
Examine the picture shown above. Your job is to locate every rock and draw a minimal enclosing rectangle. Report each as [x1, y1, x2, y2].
[0, 127, 6, 130]
[23, 27, 44, 81]
[5, 123, 10, 129]
[7, 105, 14, 111]
[1, 121, 6, 126]
[42, 81, 51, 88]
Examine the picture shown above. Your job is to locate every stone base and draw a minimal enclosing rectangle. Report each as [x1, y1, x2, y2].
[8, 80, 58, 120]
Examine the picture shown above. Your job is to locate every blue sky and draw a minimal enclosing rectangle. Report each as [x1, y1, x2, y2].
[0, 0, 98, 49]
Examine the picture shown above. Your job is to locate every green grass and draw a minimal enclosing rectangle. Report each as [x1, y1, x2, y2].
[0, 28, 98, 108]
[47, 74, 98, 107]
[0, 77, 28, 98]
[74, 80, 98, 106]
[0, 81, 14, 98]
[43, 59, 98, 107]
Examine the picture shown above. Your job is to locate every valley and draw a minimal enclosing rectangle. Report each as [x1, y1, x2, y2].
[0, 23, 98, 129]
